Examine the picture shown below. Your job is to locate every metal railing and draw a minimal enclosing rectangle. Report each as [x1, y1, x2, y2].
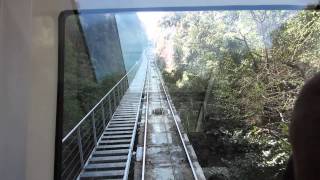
[61, 60, 141, 180]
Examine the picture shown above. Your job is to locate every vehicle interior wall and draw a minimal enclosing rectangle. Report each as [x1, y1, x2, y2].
[0, 0, 73, 179]
[0, 0, 32, 179]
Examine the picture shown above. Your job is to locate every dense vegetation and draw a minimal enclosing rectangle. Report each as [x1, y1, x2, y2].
[63, 15, 126, 135]
[63, 13, 148, 136]
[156, 10, 320, 179]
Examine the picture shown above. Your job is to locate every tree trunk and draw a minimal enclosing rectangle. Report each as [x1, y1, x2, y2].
[195, 72, 215, 132]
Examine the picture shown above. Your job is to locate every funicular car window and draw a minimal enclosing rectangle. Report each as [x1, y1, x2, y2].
[56, 6, 320, 179]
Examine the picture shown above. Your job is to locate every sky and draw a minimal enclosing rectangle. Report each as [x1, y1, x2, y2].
[137, 12, 168, 41]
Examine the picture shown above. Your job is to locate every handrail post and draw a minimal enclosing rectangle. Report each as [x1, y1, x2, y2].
[127, 76, 130, 88]
[121, 82, 123, 98]
[101, 102, 106, 128]
[77, 128, 84, 168]
[117, 84, 121, 102]
[92, 112, 97, 144]
[120, 80, 123, 96]
[122, 80, 125, 95]
[125, 77, 128, 90]
[113, 90, 117, 110]
[108, 95, 112, 119]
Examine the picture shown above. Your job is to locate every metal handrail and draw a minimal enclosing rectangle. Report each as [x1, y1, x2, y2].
[61, 59, 141, 180]
[62, 60, 140, 143]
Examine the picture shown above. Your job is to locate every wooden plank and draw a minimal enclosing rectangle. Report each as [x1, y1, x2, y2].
[109, 121, 135, 124]
[102, 134, 132, 139]
[96, 144, 130, 149]
[89, 156, 127, 162]
[80, 170, 124, 178]
[108, 124, 135, 127]
[99, 139, 131, 144]
[106, 127, 134, 131]
[104, 131, 133, 135]
[93, 149, 129, 156]
[85, 162, 126, 170]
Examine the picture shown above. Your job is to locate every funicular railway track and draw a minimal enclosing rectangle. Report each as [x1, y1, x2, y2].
[61, 49, 204, 180]
[140, 56, 204, 180]
[78, 58, 148, 180]
[61, 55, 148, 180]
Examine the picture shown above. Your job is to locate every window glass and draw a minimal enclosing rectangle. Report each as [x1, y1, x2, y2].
[59, 8, 320, 180]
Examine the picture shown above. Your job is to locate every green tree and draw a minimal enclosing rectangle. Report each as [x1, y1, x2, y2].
[157, 10, 320, 179]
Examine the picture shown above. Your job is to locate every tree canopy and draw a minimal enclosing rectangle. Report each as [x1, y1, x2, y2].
[156, 10, 320, 179]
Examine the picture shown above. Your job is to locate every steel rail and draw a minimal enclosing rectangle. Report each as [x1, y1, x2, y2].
[141, 54, 150, 180]
[155, 61, 199, 180]
[62, 60, 140, 143]
[124, 53, 149, 180]
[123, 89, 144, 180]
